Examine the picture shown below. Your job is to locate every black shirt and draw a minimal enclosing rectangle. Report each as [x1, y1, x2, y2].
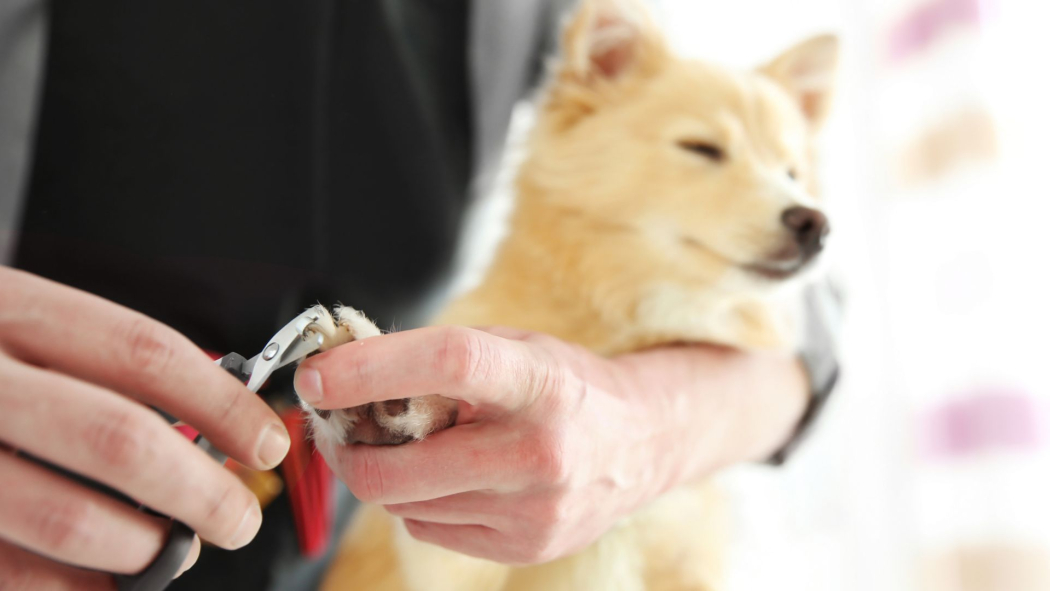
[17, 0, 473, 354]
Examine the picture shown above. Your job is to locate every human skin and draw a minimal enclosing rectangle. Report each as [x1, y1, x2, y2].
[295, 324, 808, 564]
[0, 267, 292, 589]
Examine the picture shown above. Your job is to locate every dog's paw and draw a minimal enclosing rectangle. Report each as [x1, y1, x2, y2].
[313, 395, 459, 446]
[299, 306, 458, 450]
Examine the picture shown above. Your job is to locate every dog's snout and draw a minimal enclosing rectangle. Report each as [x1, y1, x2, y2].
[781, 206, 829, 254]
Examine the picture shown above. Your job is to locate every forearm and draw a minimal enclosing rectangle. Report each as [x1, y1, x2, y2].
[613, 345, 810, 494]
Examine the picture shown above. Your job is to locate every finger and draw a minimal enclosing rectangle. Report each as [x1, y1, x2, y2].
[0, 361, 263, 550]
[0, 538, 113, 591]
[0, 452, 169, 574]
[401, 520, 514, 563]
[0, 269, 289, 470]
[295, 325, 561, 411]
[383, 491, 503, 526]
[325, 422, 549, 504]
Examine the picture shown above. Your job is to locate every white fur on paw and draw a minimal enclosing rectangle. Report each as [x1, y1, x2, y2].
[299, 305, 382, 449]
[308, 304, 382, 352]
[299, 305, 458, 449]
[372, 395, 459, 441]
[306, 405, 360, 452]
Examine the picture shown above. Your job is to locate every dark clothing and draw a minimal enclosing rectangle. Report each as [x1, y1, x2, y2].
[17, 0, 474, 351]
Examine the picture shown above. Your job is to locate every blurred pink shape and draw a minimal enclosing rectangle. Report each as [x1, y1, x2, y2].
[922, 389, 1041, 460]
[888, 0, 996, 62]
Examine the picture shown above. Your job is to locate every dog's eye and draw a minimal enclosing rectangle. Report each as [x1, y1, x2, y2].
[677, 140, 725, 161]
[787, 168, 798, 181]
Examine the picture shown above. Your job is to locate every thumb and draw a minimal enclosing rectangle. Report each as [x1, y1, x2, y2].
[294, 325, 558, 412]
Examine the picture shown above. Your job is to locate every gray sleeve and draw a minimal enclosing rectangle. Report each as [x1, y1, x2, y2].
[0, 0, 47, 266]
[768, 277, 844, 465]
[467, 0, 576, 196]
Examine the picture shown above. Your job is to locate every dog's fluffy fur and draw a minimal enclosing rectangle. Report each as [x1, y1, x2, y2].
[304, 0, 838, 588]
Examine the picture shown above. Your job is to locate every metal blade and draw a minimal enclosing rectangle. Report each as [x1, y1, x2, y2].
[244, 305, 328, 392]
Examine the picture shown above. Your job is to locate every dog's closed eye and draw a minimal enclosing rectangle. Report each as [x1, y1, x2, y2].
[677, 140, 725, 161]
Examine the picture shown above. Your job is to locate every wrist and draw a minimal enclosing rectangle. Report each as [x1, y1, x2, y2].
[692, 351, 810, 470]
[610, 349, 728, 500]
[612, 346, 809, 493]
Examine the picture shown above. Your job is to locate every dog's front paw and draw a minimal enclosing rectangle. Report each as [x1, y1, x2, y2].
[299, 306, 458, 449]
[313, 396, 459, 446]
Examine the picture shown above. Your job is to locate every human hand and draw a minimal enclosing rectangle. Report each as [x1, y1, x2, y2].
[0, 267, 291, 589]
[294, 325, 747, 564]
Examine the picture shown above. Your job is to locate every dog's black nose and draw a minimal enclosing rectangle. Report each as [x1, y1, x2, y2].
[781, 206, 829, 254]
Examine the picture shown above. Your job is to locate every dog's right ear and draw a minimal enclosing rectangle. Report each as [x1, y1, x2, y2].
[545, 0, 669, 127]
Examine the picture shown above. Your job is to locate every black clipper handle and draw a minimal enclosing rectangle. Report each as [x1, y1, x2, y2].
[115, 353, 248, 591]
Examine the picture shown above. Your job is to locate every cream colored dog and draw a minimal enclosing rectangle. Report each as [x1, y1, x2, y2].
[304, 0, 838, 588]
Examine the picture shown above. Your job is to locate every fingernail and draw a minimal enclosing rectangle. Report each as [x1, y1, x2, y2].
[229, 502, 262, 549]
[294, 367, 324, 405]
[174, 535, 201, 578]
[256, 423, 290, 469]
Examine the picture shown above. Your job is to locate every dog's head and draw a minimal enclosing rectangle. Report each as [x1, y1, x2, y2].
[519, 0, 838, 294]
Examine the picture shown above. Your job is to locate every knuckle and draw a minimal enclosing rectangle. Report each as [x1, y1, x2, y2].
[436, 327, 487, 387]
[529, 496, 571, 543]
[533, 361, 569, 400]
[32, 499, 95, 556]
[116, 317, 179, 387]
[348, 447, 386, 503]
[523, 429, 572, 487]
[83, 409, 156, 474]
[212, 386, 250, 430]
[201, 483, 251, 543]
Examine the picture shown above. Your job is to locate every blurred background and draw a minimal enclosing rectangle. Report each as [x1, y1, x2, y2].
[459, 0, 1050, 589]
[661, 1, 1050, 590]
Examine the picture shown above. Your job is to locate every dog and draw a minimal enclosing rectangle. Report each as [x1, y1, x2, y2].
[303, 0, 838, 588]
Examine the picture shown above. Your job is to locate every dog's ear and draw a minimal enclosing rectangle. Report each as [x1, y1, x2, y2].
[760, 35, 839, 130]
[560, 0, 668, 82]
[545, 0, 669, 127]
